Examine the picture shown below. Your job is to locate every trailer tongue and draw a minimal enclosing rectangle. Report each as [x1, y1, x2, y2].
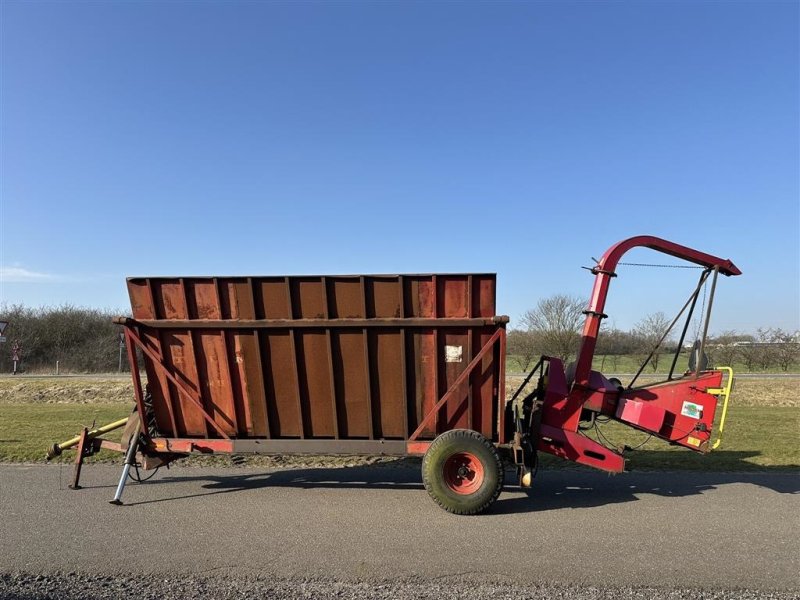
[49, 236, 740, 514]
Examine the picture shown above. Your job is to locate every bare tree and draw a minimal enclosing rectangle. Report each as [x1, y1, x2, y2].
[707, 330, 747, 367]
[771, 329, 800, 372]
[520, 295, 586, 364]
[596, 325, 638, 372]
[506, 329, 540, 371]
[633, 312, 672, 372]
[737, 328, 777, 371]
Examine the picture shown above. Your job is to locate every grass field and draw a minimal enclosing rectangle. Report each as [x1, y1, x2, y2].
[506, 354, 799, 375]
[0, 376, 797, 471]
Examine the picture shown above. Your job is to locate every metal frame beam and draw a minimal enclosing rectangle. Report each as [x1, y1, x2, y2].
[113, 316, 509, 329]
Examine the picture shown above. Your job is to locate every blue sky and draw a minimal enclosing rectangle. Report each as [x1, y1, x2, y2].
[1, 1, 798, 333]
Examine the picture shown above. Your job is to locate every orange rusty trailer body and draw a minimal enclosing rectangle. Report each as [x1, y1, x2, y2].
[120, 274, 508, 456]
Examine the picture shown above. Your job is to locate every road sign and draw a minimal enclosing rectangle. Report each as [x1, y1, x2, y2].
[0, 321, 7, 336]
[0, 336, 5, 343]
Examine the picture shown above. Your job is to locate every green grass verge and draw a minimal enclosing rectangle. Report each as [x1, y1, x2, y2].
[0, 403, 130, 464]
[0, 403, 796, 472]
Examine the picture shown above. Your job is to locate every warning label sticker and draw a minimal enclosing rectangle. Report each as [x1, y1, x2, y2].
[681, 401, 703, 419]
[445, 345, 463, 363]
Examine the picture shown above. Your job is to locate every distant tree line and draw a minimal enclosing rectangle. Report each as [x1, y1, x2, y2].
[0, 301, 797, 374]
[506, 294, 800, 373]
[0, 304, 130, 373]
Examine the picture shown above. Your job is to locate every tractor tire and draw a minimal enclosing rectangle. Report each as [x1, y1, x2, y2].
[422, 429, 503, 515]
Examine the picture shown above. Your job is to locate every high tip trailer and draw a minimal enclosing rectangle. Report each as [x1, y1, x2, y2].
[50, 235, 740, 514]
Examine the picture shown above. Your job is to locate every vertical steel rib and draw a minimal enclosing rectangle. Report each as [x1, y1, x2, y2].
[322, 277, 340, 438]
[432, 275, 440, 434]
[360, 276, 374, 439]
[214, 278, 239, 436]
[467, 275, 473, 431]
[399, 275, 409, 438]
[286, 277, 305, 438]
[249, 278, 272, 438]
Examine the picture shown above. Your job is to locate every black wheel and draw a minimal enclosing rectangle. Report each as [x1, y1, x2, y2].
[422, 429, 503, 515]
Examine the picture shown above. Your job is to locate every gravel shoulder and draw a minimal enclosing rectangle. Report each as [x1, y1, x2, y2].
[3, 572, 798, 600]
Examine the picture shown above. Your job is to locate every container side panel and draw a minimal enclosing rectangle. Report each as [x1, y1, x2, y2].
[128, 280, 174, 436]
[296, 331, 335, 437]
[231, 280, 269, 437]
[367, 278, 402, 318]
[188, 280, 238, 437]
[217, 278, 244, 320]
[293, 279, 327, 319]
[194, 332, 238, 436]
[438, 276, 469, 318]
[257, 279, 292, 319]
[128, 279, 154, 318]
[226, 330, 263, 436]
[126, 273, 500, 443]
[370, 330, 405, 438]
[407, 329, 436, 438]
[474, 275, 496, 318]
[404, 277, 437, 437]
[437, 278, 470, 430]
[331, 331, 370, 438]
[328, 279, 365, 318]
[187, 280, 220, 319]
[441, 329, 470, 430]
[263, 332, 302, 437]
[219, 280, 256, 436]
[403, 278, 420, 318]
[474, 328, 498, 439]
[418, 279, 435, 318]
[155, 280, 206, 437]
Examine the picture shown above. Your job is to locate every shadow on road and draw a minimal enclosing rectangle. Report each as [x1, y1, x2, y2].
[492, 467, 799, 515]
[121, 450, 799, 511]
[122, 462, 420, 506]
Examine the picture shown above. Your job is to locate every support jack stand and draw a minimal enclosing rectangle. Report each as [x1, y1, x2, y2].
[110, 436, 140, 506]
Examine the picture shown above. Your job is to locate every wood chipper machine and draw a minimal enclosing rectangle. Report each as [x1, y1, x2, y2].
[50, 235, 739, 514]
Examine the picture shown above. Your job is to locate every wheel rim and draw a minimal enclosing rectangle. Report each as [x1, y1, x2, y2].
[442, 451, 484, 495]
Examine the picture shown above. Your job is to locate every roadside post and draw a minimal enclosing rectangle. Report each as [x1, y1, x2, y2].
[11, 341, 21, 375]
[118, 332, 125, 373]
[0, 321, 7, 374]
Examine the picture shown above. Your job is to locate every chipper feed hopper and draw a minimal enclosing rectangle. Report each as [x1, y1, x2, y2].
[51, 236, 740, 514]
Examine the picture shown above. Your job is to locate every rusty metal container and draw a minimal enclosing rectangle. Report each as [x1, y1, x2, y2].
[123, 274, 508, 455]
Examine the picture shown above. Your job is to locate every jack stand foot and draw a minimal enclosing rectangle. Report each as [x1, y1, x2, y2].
[69, 484, 82, 490]
[109, 499, 123, 506]
[110, 435, 140, 504]
[70, 428, 89, 490]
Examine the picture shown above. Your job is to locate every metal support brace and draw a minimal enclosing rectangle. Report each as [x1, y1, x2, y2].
[110, 435, 140, 505]
[69, 428, 89, 490]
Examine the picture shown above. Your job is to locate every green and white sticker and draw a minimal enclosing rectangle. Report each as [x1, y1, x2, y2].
[681, 401, 703, 419]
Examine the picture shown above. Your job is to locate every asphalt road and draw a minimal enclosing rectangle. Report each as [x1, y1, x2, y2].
[1, 464, 798, 594]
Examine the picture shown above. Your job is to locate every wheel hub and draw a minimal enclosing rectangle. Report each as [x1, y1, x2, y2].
[442, 451, 485, 495]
